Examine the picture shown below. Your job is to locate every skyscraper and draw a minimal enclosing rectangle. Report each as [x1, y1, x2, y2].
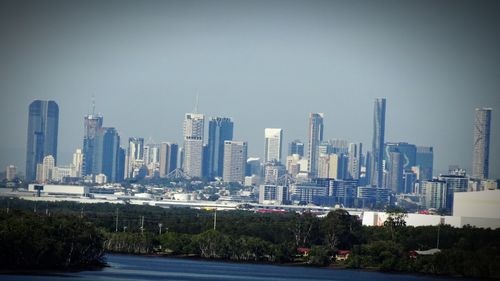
[82, 113, 103, 176]
[99, 128, 121, 182]
[25, 100, 59, 182]
[127, 137, 144, 178]
[416, 146, 434, 181]
[288, 140, 305, 157]
[307, 113, 324, 178]
[159, 142, 178, 177]
[472, 108, 492, 179]
[348, 142, 362, 180]
[223, 141, 247, 183]
[207, 117, 234, 179]
[264, 128, 283, 163]
[387, 151, 403, 193]
[72, 148, 83, 178]
[370, 98, 386, 187]
[183, 113, 204, 178]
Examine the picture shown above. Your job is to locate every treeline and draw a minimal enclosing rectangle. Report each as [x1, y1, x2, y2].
[0, 198, 499, 278]
[0, 210, 105, 270]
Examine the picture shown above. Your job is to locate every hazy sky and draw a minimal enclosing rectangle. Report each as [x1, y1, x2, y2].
[1, 0, 499, 178]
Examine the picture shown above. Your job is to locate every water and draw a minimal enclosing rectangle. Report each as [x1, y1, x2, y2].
[0, 254, 475, 281]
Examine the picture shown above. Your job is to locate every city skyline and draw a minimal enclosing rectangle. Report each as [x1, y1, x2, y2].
[1, 0, 500, 178]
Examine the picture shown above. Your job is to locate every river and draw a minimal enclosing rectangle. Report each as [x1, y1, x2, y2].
[0, 254, 476, 281]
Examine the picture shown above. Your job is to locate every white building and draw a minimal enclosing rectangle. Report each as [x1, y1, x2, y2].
[453, 189, 500, 219]
[5, 165, 16, 181]
[28, 184, 89, 196]
[264, 128, 283, 163]
[72, 148, 84, 177]
[223, 141, 247, 183]
[36, 155, 55, 183]
[183, 113, 204, 178]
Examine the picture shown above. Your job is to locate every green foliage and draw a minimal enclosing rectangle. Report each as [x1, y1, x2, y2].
[0, 210, 105, 270]
[1, 198, 499, 279]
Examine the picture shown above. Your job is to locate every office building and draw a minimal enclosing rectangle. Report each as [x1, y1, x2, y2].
[384, 142, 416, 172]
[416, 146, 434, 181]
[370, 98, 386, 187]
[288, 140, 305, 157]
[264, 161, 286, 184]
[307, 113, 324, 178]
[223, 141, 247, 183]
[259, 184, 288, 205]
[82, 113, 103, 176]
[6, 165, 17, 181]
[207, 117, 233, 178]
[183, 113, 204, 178]
[25, 100, 59, 182]
[37, 155, 55, 183]
[421, 180, 448, 210]
[472, 108, 492, 179]
[387, 151, 403, 193]
[159, 142, 178, 177]
[72, 149, 83, 178]
[99, 128, 121, 182]
[348, 143, 362, 180]
[264, 128, 283, 163]
[126, 137, 144, 179]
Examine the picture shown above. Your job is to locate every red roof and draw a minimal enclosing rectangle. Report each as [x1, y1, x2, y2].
[297, 247, 311, 254]
[337, 250, 351, 255]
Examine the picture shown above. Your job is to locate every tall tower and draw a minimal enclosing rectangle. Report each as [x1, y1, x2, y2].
[348, 142, 362, 180]
[127, 137, 144, 178]
[159, 142, 178, 177]
[472, 108, 492, 179]
[25, 100, 59, 182]
[82, 113, 103, 176]
[223, 141, 248, 183]
[307, 113, 324, 178]
[183, 113, 205, 177]
[207, 117, 234, 179]
[100, 128, 121, 182]
[264, 128, 283, 163]
[370, 98, 386, 187]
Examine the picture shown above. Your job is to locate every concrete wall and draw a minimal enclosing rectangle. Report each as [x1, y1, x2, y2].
[453, 189, 500, 219]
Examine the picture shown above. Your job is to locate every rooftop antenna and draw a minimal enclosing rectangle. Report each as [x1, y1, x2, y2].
[91, 95, 96, 116]
[194, 92, 199, 113]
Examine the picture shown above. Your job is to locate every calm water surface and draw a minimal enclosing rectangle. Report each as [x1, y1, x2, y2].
[0, 254, 477, 281]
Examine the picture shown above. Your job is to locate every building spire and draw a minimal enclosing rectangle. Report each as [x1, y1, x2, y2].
[194, 92, 199, 113]
[91, 95, 96, 116]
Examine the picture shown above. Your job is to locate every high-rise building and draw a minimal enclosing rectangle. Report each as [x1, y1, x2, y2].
[288, 140, 305, 157]
[82, 113, 103, 176]
[127, 137, 144, 178]
[183, 113, 205, 178]
[307, 113, 324, 178]
[5, 165, 17, 181]
[387, 151, 403, 193]
[439, 174, 469, 211]
[99, 128, 121, 182]
[223, 141, 247, 183]
[348, 143, 363, 180]
[384, 142, 416, 172]
[472, 108, 492, 179]
[421, 179, 447, 210]
[159, 142, 178, 177]
[207, 117, 234, 179]
[264, 128, 283, 163]
[25, 100, 59, 182]
[37, 155, 55, 183]
[416, 146, 434, 181]
[370, 98, 386, 187]
[72, 149, 84, 178]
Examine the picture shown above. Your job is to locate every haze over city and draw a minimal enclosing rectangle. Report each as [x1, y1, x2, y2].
[1, 0, 499, 178]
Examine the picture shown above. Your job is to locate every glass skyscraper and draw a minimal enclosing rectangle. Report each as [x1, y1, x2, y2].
[370, 98, 386, 187]
[472, 108, 492, 179]
[207, 117, 233, 179]
[82, 113, 103, 176]
[25, 100, 59, 182]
